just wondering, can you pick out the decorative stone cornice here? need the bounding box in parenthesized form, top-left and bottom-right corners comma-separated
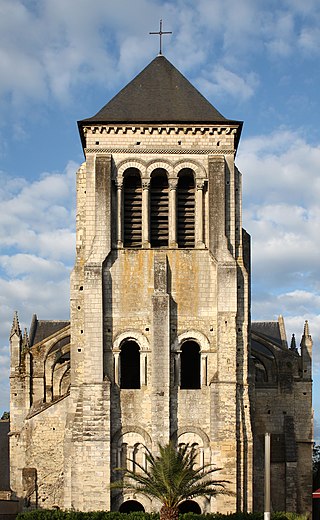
(83, 125, 239, 136)
(85, 147, 235, 155)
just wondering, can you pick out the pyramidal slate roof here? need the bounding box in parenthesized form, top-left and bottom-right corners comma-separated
(79, 55, 242, 127)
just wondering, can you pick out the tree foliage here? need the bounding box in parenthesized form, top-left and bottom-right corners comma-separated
(313, 443, 320, 490)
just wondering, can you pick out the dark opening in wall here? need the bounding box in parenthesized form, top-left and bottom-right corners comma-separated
(123, 168, 142, 247)
(180, 341, 201, 389)
(119, 500, 145, 513)
(120, 341, 140, 389)
(177, 169, 195, 248)
(178, 500, 201, 514)
(150, 169, 169, 247)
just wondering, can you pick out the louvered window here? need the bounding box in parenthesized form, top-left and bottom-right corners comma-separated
(123, 169, 142, 248)
(150, 170, 169, 247)
(177, 170, 195, 248)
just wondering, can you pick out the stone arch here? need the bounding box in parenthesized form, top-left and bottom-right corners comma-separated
(53, 362, 70, 399)
(173, 159, 206, 179)
(119, 500, 145, 513)
(146, 159, 173, 177)
(117, 494, 152, 513)
(112, 427, 152, 474)
(44, 337, 70, 402)
(113, 331, 150, 352)
(178, 500, 201, 514)
(175, 428, 211, 469)
(112, 425, 152, 447)
(251, 334, 278, 384)
(117, 159, 147, 179)
(175, 426, 210, 449)
(113, 332, 150, 388)
(173, 330, 210, 352)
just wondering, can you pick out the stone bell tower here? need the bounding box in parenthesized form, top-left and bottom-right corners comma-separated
(65, 54, 253, 512)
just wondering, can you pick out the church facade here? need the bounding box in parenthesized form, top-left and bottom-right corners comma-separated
(9, 56, 313, 513)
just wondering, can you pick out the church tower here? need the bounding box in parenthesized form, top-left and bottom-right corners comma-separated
(66, 55, 253, 512)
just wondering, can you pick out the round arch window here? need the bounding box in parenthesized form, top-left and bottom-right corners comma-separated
(180, 341, 201, 389)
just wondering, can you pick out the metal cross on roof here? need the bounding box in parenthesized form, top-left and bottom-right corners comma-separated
(149, 19, 172, 55)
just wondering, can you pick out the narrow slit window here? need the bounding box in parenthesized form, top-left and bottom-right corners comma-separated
(150, 169, 169, 247)
(177, 169, 195, 248)
(123, 169, 142, 247)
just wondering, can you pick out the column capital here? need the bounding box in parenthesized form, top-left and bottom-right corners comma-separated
(115, 177, 123, 189)
(142, 177, 150, 189)
(168, 177, 178, 190)
(196, 178, 205, 190)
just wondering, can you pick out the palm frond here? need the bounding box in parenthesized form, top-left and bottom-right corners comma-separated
(111, 441, 231, 508)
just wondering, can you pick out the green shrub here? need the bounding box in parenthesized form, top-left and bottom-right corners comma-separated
(15, 511, 311, 520)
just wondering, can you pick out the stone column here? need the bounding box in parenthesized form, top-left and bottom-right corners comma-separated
(169, 178, 178, 247)
(116, 177, 123, 248)
(201, 353, 208, 386)
(142, 178, 150, 247)
(114, 351, 120, 385)
(196, 179, 205, 248)
(128, 446, 134, 471)
(141, 352, 147, 386)
(176, 351, 181, 387)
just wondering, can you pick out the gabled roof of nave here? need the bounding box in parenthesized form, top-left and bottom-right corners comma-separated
(79, 55, 242, 127)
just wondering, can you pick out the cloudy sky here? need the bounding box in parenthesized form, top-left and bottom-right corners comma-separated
(0, 0, 319, 440)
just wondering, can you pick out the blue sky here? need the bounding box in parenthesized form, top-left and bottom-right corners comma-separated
(0, 0, 319, 440)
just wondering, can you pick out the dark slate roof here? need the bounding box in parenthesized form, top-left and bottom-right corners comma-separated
(29, 314, 70, 346)
(79, 55, 242, 127)
(251, 321, 282, 348)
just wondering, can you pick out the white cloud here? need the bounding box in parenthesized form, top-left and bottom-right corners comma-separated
(198, 66, 259, 102)
(0, 161, 77, 262)
(0, 161, 76, 412)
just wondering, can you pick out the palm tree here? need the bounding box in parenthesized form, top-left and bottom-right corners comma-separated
(112, 442, 231, 520)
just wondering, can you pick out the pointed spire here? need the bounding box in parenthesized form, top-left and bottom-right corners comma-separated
(300, 319, 312, 380)
(278, 315, 288, 349)
(290, 334, 298, 353)
(10, 311, 22, 339)
(303, 320, 311, 338)
(22, 328, 29, 352)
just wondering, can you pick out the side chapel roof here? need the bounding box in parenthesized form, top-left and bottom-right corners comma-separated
(251, 321, 283, 348)
(78, 55, 242, 147)
(29, 314, 70, 346)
